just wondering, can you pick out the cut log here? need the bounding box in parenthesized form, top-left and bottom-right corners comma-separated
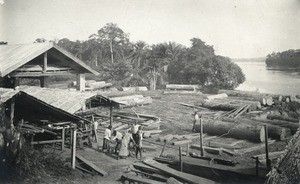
(205, 93, 228, 101)
(143, 158, 215, 184)
(163, 90, 202, 95)
(252, 151, 284, 160)
(143, 130, 163, 134)
(267, 114, 299, 123)
(253, 117, 299, 134)
(166, 84, 201, 91)
(142, 145, 157, 151)
(122, 174, 165, 184)
(191, 145, 223, 155)
(194, 119, 265, 142)
(114, 124, 129, 131)
(158, 134, 174, 142)
(88, 82, 112, 89)
(76, 154, 107, 176)
(222, 117, 290, 141)
(111, 95, 144, 101)
(201, 100, 261, 111)
(100, 91, 136, 98)
(122, 86, 148, 91)
(172, 140, 192, 146)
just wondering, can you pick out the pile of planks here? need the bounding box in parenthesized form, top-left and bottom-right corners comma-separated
(164, 84, 203, 95)
(121, 158, 215, 184)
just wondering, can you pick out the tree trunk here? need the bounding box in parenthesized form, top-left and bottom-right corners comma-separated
(221, 117, 290, 140)
(194, 118, 265, 142)
(252, 118, 299, 134)
(267, 114, 299, 123)
(200, 100, 261, 111)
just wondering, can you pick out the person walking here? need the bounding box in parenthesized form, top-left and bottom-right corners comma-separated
(192, 111, 199, 132)
(135, 126, 143, 160)
(102, 125, 112, 152)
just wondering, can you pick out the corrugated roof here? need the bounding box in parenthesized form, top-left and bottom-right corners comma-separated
(18, 86, 96, 114)
(0, 43, 99, 77)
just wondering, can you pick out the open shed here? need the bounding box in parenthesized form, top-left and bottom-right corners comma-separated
(0, 43, 99, 91)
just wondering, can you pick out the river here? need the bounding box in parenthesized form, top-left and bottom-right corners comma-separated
(234, 61, 300, 95)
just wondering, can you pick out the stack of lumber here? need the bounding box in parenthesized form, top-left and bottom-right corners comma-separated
(200, 98, 261, 111)
(122, 158, 215, 184)
(110, 95, 153, 107)
(218, 89, 275, 106)
(164, 84, 202, 95)
(122, 86, 148, 92)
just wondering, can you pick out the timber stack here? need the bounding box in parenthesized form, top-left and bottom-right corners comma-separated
(164, 84, 202, 95)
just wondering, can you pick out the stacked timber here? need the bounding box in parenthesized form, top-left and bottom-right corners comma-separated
(194, 118, 265, 142)
(267, 114, 299, 123)
(200, 98, 261, 111)
(205, 93, 228, 101)
(252, 117, 299, 134)
(110, 95, 153, 107)
(218, 89, 274, 106)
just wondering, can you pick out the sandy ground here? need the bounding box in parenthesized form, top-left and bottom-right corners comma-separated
(53, 90, 289, 183)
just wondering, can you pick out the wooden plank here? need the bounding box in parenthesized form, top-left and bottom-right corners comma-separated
(129, 168, 168, 182)
(143, 158, 215, 184)
(122, 174, 165, 184)
(31, 139, 63, 145)
(172, 140, 192, 146)
(76, 154, 108, 176)
(133, 162, 161, 173)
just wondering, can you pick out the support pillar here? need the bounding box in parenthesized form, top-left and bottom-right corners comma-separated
(76, 74, 85, 91)
(71, 127, 77, 169)
(40, 76, 49, 88)
(109, 105, 113, 127)
(10, 97, 15, 128)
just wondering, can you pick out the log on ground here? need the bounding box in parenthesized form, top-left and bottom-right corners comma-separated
(194, 119, 265, 142)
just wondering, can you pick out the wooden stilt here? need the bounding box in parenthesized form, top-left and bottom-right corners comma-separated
(109, 105, 113, 127)
(10, 97, 15, 127)
(61, 127, 65, 150)
(179, 147, 183, 172)
(199, 120, 204, 156)
(264, 125, 271, 170)
(186, 143, 190, 157)
(71, 128, 77, 169)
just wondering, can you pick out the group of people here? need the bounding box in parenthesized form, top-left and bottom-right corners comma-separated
(102, 123, 143, 160)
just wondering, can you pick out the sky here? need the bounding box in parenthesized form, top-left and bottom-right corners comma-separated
(0, 0, 299, 58)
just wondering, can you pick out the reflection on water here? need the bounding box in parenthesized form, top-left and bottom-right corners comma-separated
(234, 62, 300, 95)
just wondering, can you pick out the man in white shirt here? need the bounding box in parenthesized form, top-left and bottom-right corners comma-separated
(131, 122, 140, 147)
(111, 130, 123, 153)
(192, 111, 199, 132)
(102, 125, 112, 152)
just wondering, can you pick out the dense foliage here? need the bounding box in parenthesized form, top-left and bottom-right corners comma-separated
(41, 23, 245, 90)
(266, 50, 300, 68)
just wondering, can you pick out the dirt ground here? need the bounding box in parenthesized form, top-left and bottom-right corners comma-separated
(44, 90, 289, 183)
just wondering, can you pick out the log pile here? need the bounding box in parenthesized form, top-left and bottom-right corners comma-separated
(122, 86, 148, 92)
(164, 84, 202, 95)
(110, 95, 153, 107)
(200, 98, 261, 111)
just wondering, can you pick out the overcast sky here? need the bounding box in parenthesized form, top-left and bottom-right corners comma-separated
(0, 0, 299, 58)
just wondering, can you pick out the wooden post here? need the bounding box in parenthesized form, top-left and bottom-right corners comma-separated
(40, 77, 49, 88)
(255, 156, 259, 176)
(10, 97, 15, 127)
(179, 147, 183, 172)
(186, 143, 190, 157)
(71, 128, 77, 169)
(199, 120, 204, 156)
(61, 127, 65, 150)
(264, 125, 271, 170)
(43, 52, 47, 72)
(160, 140, 167, 157)
(109, 105, 113, 127)
(76, 74, 85, 91)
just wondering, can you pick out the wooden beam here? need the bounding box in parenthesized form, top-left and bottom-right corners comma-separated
(76, 154, 108, 176)
(61, 127, 65, 150)
(11, 71, 73, 77)
(43, 52, 47, 72)
(71, 128, 77, 169)
(31, 139, 63, 145)
(122, 174, 164, 184)
(76, 73, 85, 91)
(109, 105, 113, 127)
(143, 159, 215, 184)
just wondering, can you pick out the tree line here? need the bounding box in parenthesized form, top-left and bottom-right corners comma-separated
(266, 49, 300, 68)
(35, 23, 245, 91)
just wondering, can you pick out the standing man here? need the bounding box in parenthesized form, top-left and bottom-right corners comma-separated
(102, 125, 112, 152)
(192, 111, 199, 132)
(131, 122, 140, 148)
(135, 126, 143, 160)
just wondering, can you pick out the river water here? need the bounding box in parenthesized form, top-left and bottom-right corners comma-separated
(234, 61, 300, 95)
